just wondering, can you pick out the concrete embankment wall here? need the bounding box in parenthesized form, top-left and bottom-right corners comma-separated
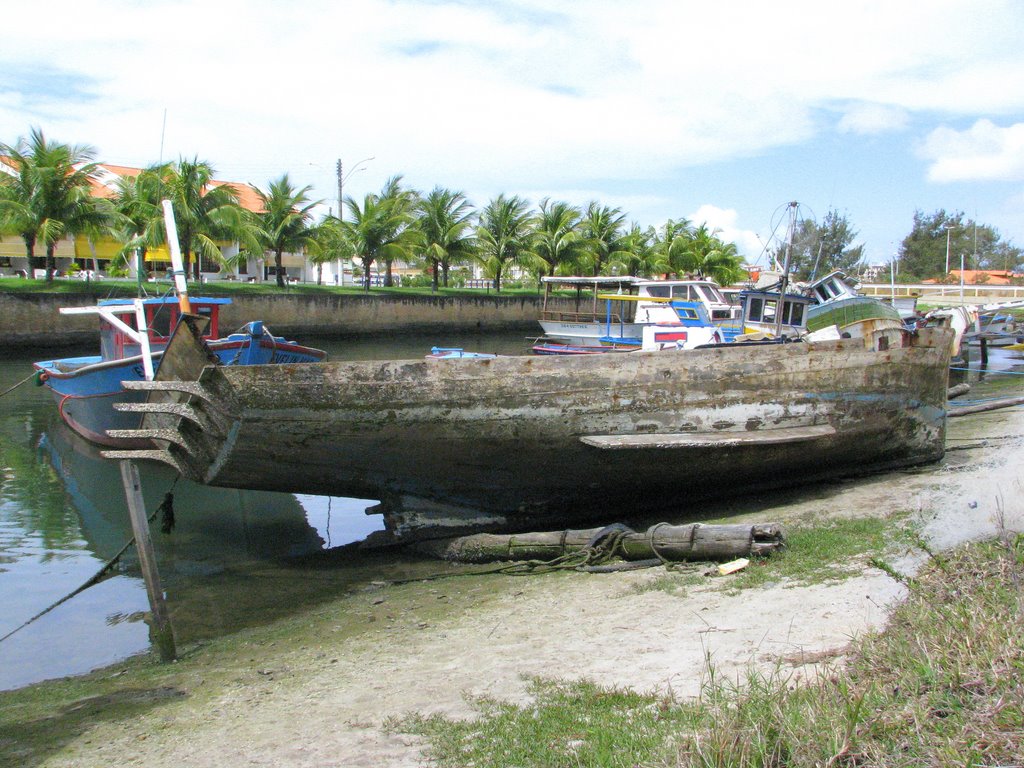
(0, 291, 551, 350)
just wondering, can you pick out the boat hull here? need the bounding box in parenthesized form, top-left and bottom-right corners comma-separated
(114, 328, 954, 524)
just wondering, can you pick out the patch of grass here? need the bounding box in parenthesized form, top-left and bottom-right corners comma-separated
(631, 513, 918, 598)
(399, 535, 1024, 767)
(0, 277, 544, 299)
(392, 678, 689, 768)
(629, 568, 706, 597)
(727, 512, 918, 590)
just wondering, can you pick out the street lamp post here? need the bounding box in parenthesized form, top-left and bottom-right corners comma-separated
(336, 156, 374, 222)
(334, 156, 374, 285)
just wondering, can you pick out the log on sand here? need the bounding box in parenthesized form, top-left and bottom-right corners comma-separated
(415, 523, 785, 564)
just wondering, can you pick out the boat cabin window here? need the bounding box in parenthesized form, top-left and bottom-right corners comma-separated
(747, 296, 806, 327)
(747, 297, 773, 322)
(645, 285, 671, 299)
(673, 305, 700, 321)
(814, 278, 844, 302)
(146, 304, 175, 339)
(100, 314, 138, 360)
(144, 303, 219, 343)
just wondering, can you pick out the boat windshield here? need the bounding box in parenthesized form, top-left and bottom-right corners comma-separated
(695, 283, 726, 303)
(644, 285, 672, 299)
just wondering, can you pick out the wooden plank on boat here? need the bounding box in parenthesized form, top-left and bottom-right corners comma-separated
(580, 423, 836, 450)
(114, 401, 224, 434)
(106, 428, 193, 449)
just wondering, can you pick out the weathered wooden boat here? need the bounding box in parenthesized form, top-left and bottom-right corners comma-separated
(104, 321, 954, 531)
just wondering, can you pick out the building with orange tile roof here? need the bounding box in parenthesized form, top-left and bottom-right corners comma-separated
(923, 269, 1023, 285)
(1, 160, 327, 281)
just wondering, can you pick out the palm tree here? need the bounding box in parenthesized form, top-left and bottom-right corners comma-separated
(415, 187, 476, 292)
(112, 163, 170, 282)
(651, 217, 695, 278)
(307, 215, 351, 286)
(609, 223, 658, 277)
(668, 223, 745, 285)
(529, 198, 584, 279)
(0, 128, 111, 281)
(342, 182, 418, 291)
(476, 194, 532, 292)
(162, 158, 254, 280)
(254, 174, 322, 288)
(375, 176, 418, 287)
(578, 202, 628, 276)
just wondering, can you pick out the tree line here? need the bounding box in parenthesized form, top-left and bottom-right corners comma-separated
(768, 207, 1022, 284)
(3, 128, 1021, 290)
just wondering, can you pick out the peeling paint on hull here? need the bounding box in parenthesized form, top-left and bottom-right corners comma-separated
(108, 328, 953, 525)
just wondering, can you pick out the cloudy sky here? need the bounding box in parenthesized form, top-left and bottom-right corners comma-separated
(3, 0, 1023, 266)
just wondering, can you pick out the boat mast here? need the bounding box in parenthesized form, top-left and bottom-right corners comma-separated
(774, 201, 798, 338)
(161, 199, 192, 315)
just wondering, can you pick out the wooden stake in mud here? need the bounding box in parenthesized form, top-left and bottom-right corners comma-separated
(119, 460, 177, 662)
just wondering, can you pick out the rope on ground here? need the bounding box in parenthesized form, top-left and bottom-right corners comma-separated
(0, 475, 180, 646)
(0, 370, 39, 399)
(387, 524, 672, 584)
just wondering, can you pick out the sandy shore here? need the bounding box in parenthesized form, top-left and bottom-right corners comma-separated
(34, 406, 1024, 768)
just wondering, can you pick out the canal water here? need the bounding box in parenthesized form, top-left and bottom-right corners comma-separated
(0, 330, 535, 691)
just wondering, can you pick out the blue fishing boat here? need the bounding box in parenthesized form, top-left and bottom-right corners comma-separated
(427, 347, 498, 359)
(34, 295, 326, 448)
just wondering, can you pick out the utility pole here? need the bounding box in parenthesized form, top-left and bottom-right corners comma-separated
(342, 159, 350, 222)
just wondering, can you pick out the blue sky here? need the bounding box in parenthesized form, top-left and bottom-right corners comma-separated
(3, 0, 1024, 267)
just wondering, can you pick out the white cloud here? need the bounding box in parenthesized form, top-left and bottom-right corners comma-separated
(689, 204, 763, 260)
(919, 119, 1024, 182)
(3, 0, 1024, 241)
(837, 103, 909, 135)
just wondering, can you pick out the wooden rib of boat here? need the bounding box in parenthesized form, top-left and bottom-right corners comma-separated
(103, 324, 954, 528)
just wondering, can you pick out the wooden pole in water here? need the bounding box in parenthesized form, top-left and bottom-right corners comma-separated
(119, 460, 177, 662)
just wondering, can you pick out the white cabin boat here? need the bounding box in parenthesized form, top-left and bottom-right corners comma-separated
(538, 275, 739, 346)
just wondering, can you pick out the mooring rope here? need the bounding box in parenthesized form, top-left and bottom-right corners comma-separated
(0, 370, 39, 399)
(948, 366, 1024, 376)
(384, 526, 661, 585)
(0, 476, 180, 646)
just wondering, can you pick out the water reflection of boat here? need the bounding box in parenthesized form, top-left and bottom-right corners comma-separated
(41, 423, 339, 564)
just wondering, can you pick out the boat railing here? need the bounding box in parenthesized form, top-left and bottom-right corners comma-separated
(60, 300, 156, 379)
(540, 309, 629, 324)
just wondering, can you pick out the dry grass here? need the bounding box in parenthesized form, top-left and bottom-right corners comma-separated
(400, 534, 1024, 767)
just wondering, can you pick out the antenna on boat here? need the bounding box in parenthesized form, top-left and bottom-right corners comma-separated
(161, 199, 192, 315)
